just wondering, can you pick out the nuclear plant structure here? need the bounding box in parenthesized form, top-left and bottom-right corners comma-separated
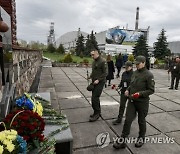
(135, 7, 139, 30)
(47, 22, 56, 46)
(56, 7, 150, 55)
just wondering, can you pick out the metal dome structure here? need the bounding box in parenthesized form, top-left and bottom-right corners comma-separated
(56, 29, 88, 50)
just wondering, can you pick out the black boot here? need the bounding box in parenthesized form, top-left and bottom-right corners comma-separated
(113, 137, 126, 149)
(89, 113, 100, 122)
(112, 118, 122, 125)
(135, 137, 144, 148)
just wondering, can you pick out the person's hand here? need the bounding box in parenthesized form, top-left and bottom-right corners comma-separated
(132, 92, 140, 99)
(125, 90, 129, 96)
(94, 80, 99, 85)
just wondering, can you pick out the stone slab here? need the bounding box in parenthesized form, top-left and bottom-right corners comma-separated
(40, 75, 52, 80)
(38, 88, 55, 93)
(146, 112, 180, 133)
(103, 89, 120, 96)
(39, 81, 54, 88)
(155, 87, 171, 93)
(155, 92, 179, 101)
(148, 104, 164, 114)
(59, 98, 90, 110)
(87, 96, 119, 105)
(107, 118, 160, 138)
(128, 134, 180, 154)
(55, 86, 78, 92)
(81, 91, 107, 98)
(172, 99, 180, 105)
(70, 121, 116, 149)
(101, 104, 121, 120)
(166, 131, 180, 145)
(149, 94, 166, 102)
(73, 144, 130, 154)
(44, 124, 73, 143)
(54, 82, 75, 87)
(150, 100, 180, 112)
(62, 107, 97, 124)
(169, 111, 180, 119)
(56, 92, 83, 99)
(112, 95, 121, 102)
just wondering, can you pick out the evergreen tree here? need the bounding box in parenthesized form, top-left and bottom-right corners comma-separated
(133, 35, 149, 58)
(84, 35, 92, 56)
(75, 34, 85, 56)
(154, 29, 171, 59)
(90, 31, 99, 51)
(47, 44, 56, 53)
(84, 31, 99, 56)
(57, 44, 65, 54)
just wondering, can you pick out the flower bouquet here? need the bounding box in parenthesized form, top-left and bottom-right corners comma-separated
(3, 110, 45, 148)
(15, 93, 43, 116)
(0, 122, 27, 154)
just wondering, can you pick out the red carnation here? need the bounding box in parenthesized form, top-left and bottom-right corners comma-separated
(132, 93, 140, 99)
(111, 84, 116, 89)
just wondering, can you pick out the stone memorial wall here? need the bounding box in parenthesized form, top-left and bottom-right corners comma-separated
(12, 47, 42, 96)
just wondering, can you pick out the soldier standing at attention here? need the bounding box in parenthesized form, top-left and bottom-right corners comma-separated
(113, 55, 155, 149)
(88, 50, 107, 122)
(112, 61, 133, 125)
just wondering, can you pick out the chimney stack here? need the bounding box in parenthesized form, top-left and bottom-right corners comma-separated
(135, 7, 139, 30)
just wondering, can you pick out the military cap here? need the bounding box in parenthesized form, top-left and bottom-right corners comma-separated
(135, 56, 146, 64)
(125, 61, 133, 67)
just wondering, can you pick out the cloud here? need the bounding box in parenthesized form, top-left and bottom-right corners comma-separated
(15, 0, 180, 45)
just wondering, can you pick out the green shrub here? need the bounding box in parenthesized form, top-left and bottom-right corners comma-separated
(63, 54, 73, 63)
(128, 54, 134, 62)
(79, 52, 84, 58)
(58, 59, 64, 63)
(154, 58, 159, 65)
(83, 58, 89, 64)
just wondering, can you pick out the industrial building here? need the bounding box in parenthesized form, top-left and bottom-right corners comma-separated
(56, 7, 149, 55)
(56, 28, 88, 50)
(168, 41, 180, 55)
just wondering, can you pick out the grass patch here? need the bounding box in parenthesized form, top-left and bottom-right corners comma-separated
(43, 52, 93, 64)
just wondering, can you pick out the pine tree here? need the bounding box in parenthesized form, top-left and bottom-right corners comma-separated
(90, 31, 99, 51)
(84, 35, 92, 56)
(47, 44, 56, 53)
(57, 44, 65, 54)
(154, 29, 171, 59)
(133, 35, 149, 58)
(84, 31, 99, 56)
(75, 34, 85, 56)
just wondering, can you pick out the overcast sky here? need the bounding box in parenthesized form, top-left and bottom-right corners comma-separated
(15, 0, 180, 46)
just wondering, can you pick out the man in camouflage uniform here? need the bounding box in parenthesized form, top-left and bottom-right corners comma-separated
(88, 50, 107, 122)
(113, 55, 155, 149)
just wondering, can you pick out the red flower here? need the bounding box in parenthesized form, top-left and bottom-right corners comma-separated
(3, 109, 45, 144)
(132, 93, 140, 99)
(23, 136, 30, 141)
(111, 84, 116, 89)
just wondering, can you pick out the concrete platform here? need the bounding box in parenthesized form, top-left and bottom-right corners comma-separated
(38, 65, 180, 154)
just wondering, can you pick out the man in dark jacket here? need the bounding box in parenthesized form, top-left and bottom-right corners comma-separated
(88, 50, 108, 122)
(112, 61, 133, 125)
(168, 57, 180, 90)
(113, 55, 155, 149)
(115, 53, 123, 78)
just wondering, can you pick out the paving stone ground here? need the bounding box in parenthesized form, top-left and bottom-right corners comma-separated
(38, 62, 180, 154)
